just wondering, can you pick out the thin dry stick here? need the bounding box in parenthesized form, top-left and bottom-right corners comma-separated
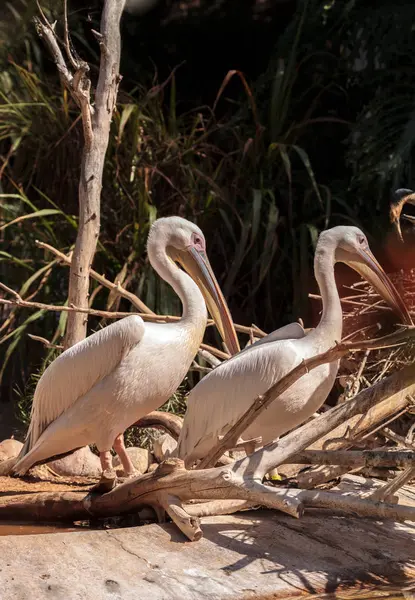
(369, 466, 415, 502)
(27, 334, 63, 350)
(383, 427, 415, 451)
(36, 240, 155, 315)
(309, 293, 390, 311)
(0, 283, 143, 320)
(62, 0, 78, 70)
(197, 327, 415, 469)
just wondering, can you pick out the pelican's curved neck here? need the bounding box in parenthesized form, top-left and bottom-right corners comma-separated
(311, 243, 343, 344)
(147, 240, 207, 329)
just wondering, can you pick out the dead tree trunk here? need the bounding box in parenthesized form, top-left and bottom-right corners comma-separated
(36, 0, 126, 348)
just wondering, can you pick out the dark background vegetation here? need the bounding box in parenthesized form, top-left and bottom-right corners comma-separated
(1, 0, 415, 430)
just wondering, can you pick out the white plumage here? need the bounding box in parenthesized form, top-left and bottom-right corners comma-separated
(177, 226, 412, 466)
(14, 216, 239, 478)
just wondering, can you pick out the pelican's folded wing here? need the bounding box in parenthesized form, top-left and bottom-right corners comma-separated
(24, 315, 145, 453)
(243, 322, 305, 352)
(177, 339, 300, 465)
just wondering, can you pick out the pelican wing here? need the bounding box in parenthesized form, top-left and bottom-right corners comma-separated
(24, 315, 145, 453)
(242, 322, 305, 354)
(178, 336, 300, 465)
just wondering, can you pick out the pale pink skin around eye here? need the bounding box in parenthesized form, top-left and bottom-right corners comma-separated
(189, 232, 206, 253)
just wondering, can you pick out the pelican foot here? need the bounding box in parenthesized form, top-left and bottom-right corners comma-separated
(92, 468, 117, 493)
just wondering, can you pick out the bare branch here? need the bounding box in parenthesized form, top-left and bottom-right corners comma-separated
(185, 500, 254, 517)
(196, 348, 221, 368)
(27, 334, 63, 350)
(34, 18, 73, 87)
(1, 459, 415, 542)
(160, 494, 202, 542)
(0, 284, 141, 320)
(295, 404, 414, 489)
(63, 0, 78, 70)
(71, 61, 94, 149)
(93, 0, 126, 126)
(36, 240, 155, 315)
(383, 426, 415, 451)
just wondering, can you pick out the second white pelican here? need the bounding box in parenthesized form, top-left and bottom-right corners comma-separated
(13, 216, 240, 479)
(177, 226, 412, 466)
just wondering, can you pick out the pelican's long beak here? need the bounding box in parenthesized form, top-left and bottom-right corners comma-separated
(171, 246, 241, 355)
(346, 247, 413, 325)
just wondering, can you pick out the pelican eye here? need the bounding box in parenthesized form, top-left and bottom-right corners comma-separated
(191, 233, 205, 250)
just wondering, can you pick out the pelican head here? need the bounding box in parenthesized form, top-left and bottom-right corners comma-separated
(148, 217, 240, 354)
(318, 225, 412, 325)
(390, 188, 415, 241)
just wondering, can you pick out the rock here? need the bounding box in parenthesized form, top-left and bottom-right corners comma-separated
(112, 447, 152, 476)
(152, 433, 177, 462)
(0, 511, 414, 600)
(48, 446, 101, 478)
(0, 439, 23, 462)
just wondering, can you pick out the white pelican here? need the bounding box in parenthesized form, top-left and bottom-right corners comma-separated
(13, 216, 240, 479)
(177, 226, 412, 466)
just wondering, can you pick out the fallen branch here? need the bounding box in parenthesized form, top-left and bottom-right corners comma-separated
(382, 427, 415, 451)
(290, 449, 415, 469)
(1, 461, 414, 540)
(295, 399, 414, 489)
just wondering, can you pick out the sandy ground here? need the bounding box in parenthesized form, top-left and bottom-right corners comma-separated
(0, 473, 96, 495)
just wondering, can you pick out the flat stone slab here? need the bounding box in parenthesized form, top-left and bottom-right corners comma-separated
(0, 510, 414, 599)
